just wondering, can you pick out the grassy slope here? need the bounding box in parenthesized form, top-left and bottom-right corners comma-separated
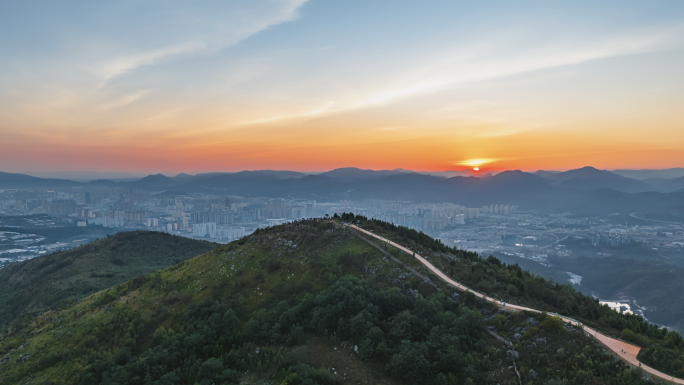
(0, 231, 217, 327)
(0, 220, 665, 384)
(0, 222, 393, 383)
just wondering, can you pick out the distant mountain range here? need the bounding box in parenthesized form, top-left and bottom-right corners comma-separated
(544, 166, 656, 193)
(0, 171, 80, 188)
(3, 167, 684, 214)
(21, 171, 151, 182)
(641, 176, 684, 192)
(611, 167, 684, 180)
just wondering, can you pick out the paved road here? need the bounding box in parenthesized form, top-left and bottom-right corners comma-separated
(347, 224, 684, 384)
(540, 234, 570, 249)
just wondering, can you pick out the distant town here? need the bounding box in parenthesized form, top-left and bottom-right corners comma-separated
(2, 187, 682, 279)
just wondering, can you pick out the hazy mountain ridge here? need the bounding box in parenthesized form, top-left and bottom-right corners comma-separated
(318, 167, 411, 179)
(641, 175, 684, 192)
(0, 171, 79, 188)
(547, 166, 656, 193)
(4, 167, 684, 213)
(612, 168, 684, 180)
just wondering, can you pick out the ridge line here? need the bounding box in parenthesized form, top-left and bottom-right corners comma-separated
(345, 223, 684, 384)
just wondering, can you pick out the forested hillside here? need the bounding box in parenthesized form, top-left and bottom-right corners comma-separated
(348, 214, 684, 380)
(0, 231, 217, 328)
(0, 218, 681, 384)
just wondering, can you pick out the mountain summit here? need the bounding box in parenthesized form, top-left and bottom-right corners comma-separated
(545, 166, 656, 193)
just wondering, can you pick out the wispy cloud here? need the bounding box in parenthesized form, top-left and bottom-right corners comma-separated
(97, 90, 150, 110)
(227, 23, 684, 127)
(236, 100, 336, 126)
(351, 24, 684, 109)
(430, 101, 499, 114)
(99, 42, 206, 79)
(374, 126, 415, 131)
(88, 0, 310, 80)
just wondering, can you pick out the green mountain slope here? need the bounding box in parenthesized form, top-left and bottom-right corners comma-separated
(0, 218, 680, 385)
(0, 231, 217, 328)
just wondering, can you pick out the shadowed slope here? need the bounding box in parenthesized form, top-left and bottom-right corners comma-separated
(0, 231, 217, 327)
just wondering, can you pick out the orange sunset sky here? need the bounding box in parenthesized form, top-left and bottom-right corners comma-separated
(1, 1, 683, 173)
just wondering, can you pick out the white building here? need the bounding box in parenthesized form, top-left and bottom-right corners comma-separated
(213, 227, 245, 240)
(193, 222, 216, 237)
(600, 301, 633, 315)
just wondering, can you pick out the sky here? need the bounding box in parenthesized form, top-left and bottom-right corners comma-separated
(1, 0, 684, 174)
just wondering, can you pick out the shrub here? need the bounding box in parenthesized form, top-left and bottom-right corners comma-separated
(540, 316, 564, 333)
(492, 314, 507, 328)
(621, 328, 651, 347)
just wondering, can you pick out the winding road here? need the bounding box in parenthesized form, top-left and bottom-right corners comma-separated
(346, 224, 684, 384)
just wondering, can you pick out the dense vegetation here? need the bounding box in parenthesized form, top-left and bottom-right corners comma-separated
(1, 218, 683, 384)
(493, 309, 655, 384)
(344, 213, 684, 380)
(552, 256, 684, 330)
(0, 231, 217, 328)
(76, 277, 488, 384)
(639, 333, 684, 379)
(76, 276, 660, 385)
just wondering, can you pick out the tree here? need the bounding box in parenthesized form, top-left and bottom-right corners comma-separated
(540, 316, 564, 334)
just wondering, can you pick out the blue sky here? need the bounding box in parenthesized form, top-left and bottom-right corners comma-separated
(1, 0, 683, 172)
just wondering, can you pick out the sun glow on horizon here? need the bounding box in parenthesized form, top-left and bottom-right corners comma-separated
(456, 159, 493, 167)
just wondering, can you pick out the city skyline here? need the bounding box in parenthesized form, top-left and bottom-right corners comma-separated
(2, 1, 684, 173)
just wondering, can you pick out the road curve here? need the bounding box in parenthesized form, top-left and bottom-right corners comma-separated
(346, 224, 684, 384)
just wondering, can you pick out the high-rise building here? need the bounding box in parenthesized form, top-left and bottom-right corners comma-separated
(124, 210, 146, 223)
(212, 227, 245, 240)
(78, 208, 90, 219)
(193, 222, 217, 237)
